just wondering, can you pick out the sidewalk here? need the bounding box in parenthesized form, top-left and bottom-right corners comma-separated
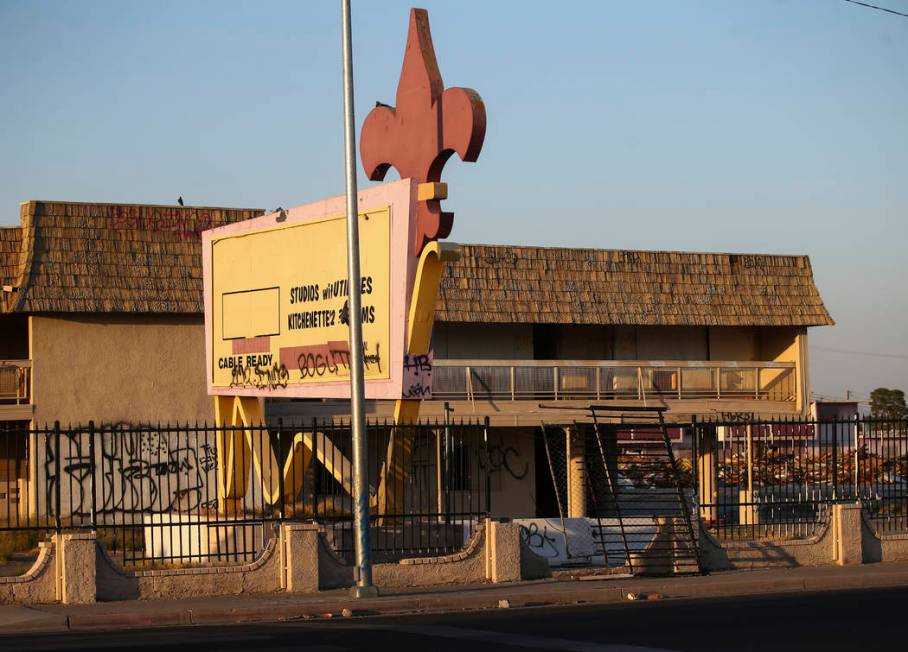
(3, 562, 908, 635)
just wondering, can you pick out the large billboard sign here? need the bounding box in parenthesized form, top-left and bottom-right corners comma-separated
(202, 179, 417, 399)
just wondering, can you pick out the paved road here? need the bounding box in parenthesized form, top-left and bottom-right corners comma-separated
(1, 586, 904, 651)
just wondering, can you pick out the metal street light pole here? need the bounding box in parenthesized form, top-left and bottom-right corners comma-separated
(341, 0, 377, 598)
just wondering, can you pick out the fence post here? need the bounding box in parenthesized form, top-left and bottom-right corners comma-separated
(88, 420, 96, 529)
(443, 402, 451, 524)
(832, 420, 839, 502)
(310, 418, 318, 521)
(483, 416, 491, 516)
(53, 421, 61, 533)
(853, 413, 860, 501)
(691, 415, 699, 517)
(277, 418, 285, 521)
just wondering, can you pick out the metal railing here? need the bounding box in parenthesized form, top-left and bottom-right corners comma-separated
(0, 360, 30, 405)
(0, 419, 490, 569)
(432, 359, 797, 403)
(694, 415, 908, 540)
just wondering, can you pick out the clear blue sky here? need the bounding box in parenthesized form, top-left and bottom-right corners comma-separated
(1, 0, 905, 400)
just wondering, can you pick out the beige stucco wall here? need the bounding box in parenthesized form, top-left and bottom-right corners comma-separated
(759, 326, 808, 412)
(615, 325, 764, 362)
(613, 326, 637, 359)
(636, 326, 708, 360)
(486, 427, 537, 518)
(29, 314, 211, 425)
(708, 327, 758, 361)
(550, 325, 612, 359)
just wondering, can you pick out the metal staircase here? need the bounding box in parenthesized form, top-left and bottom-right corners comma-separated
(540, 404, 701, 575)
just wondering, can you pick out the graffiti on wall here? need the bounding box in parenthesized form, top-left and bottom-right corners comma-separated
(44, 427, 219, 518)
(515, 517, 594, 566)
(482, 443, 529, 480)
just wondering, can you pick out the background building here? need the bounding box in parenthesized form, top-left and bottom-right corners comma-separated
(0, 200, 834, 520)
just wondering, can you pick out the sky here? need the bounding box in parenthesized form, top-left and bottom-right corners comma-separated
(0, 0, 905, 401)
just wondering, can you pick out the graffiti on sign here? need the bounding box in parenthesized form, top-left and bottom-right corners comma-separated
(402, 352, 433, 399)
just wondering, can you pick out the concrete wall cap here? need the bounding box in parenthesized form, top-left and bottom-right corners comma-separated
(62, 532, 97, 541)
(281, 523, 319, 532)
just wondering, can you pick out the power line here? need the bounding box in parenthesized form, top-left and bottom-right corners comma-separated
(841, 0, 908, 19)
(812, 345, 908, 360)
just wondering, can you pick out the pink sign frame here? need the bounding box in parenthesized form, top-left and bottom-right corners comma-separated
(202, 178, 418, 400)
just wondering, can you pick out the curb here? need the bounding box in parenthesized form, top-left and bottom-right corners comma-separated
(7, 567, 908, 634)
(67, 609, 192, 630)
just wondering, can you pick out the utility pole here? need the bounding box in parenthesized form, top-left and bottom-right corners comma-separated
(341, 0, 377, 598)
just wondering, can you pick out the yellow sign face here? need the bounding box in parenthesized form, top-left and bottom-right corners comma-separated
(209, 208, 391, 390)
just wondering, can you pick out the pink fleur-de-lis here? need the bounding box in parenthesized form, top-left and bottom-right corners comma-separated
(360, 8, 486, 252)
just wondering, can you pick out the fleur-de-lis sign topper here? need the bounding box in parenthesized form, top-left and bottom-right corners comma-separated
(360, 8, 486, 252)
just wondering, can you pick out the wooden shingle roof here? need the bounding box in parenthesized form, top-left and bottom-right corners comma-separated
(0, 200, 262, 314)
(0, 227, 21, 288)
(0, 203, 833, 327)
(436, 244, 833, 327)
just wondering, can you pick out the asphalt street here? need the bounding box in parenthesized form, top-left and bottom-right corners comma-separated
(1, 585, 902, 651)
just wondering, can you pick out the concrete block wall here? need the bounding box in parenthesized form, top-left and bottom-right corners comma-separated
(861, 513, 908, 564)
(57, 532, 97, 604)
(0, 540, 56, 604)
(318, 521, 498, 590)
(95, 527, 283, 601)
(486, 521, 521, 583)
(7, 508, 908, 605)
(1, 518, 533, 605)
(282, 523, 319, 593)
(699, 502, 867, 571)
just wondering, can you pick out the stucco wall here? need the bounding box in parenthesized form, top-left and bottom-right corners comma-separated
(636, 326, 708, 360)
(0, 541, 56, 604)
(708, 327, 758, 361)
(615, 325, 766, 362)
(486, 428, 536, 518)
(699, 516, 835, 571)
(861, 515, 908, 564)
(432, 322, 532, 359)
(759, 326, 807, 412)
(549, 325, 612, 360)
(29, 315, 211, 425)
(318, 524, 489, 589)
(94, 528, 283, 601)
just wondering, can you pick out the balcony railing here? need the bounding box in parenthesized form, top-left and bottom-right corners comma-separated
(0, 360, 31, 405)
(431, 359, 797, 403)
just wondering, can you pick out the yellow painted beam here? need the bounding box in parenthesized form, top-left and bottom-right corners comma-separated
(214, 396, 379, 516)
(406, 241, 460, 356)
(378, 242, 460, 518)
(417, 182, 448, 202)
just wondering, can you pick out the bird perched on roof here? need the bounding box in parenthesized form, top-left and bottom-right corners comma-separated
(375, 101, 392, 109)
(177, 196, 184, 206)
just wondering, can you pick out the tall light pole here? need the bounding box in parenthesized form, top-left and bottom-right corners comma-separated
(341, 0, 377, 598)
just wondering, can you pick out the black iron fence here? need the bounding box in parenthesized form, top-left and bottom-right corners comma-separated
(694, 415, 908, 540)
(0, 419, 490, 569)
(534, 414, 908, 552)
(4, 413, 907, 571)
